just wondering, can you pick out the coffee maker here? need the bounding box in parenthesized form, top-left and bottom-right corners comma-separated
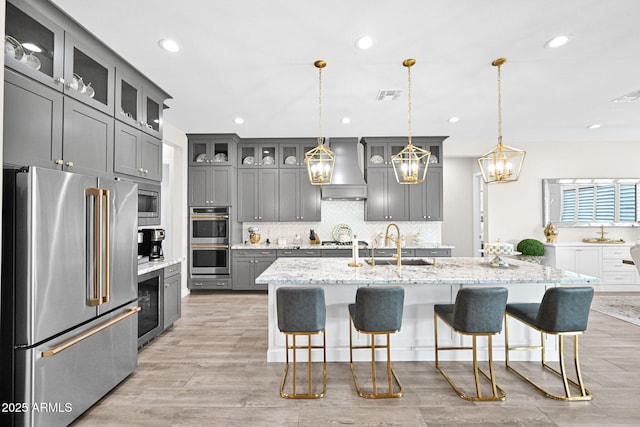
(140, 228, 165, 261)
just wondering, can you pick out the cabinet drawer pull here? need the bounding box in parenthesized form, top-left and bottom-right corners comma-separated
(216, 282, 226, 286)
(260, 251, 271, 255)
(194, 282, 204, 286)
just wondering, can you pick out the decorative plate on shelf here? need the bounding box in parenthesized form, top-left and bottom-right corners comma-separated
(284, 155, 297, 165)
(195, 153, 207, 162)
(370, 154, 384, 164)
(262, 155, 275, 165)
(332, 224, 353, 243)
(243, 156, 254, 165)
(5, 35, 24, 61)
(429, 155, 439, 164)
(213, 153, 227, 162)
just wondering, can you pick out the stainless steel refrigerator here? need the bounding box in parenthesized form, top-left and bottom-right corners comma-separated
(1, 166, 139, 426)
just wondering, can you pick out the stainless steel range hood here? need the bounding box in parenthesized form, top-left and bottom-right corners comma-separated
(320, 138, 368, 200)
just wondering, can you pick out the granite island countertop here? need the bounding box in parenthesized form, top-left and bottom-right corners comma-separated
(255, 256, 599, 285)
(231, 242, 455, 250)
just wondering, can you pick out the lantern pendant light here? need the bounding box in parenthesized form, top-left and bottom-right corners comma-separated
(391, 58, 431, 184)
(477, 58, 526, 184)
(305, 60, 335, 185)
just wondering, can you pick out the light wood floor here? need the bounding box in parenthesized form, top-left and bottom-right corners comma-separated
(72, 291, 640, 427)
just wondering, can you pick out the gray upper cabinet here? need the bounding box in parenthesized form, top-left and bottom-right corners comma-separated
(364, 136, 446, 222)
(3, 68, 63, 169)
(114, 121, 162, 181)
(4, 0, 170, 180)
(115, 65, 166, 140)
(238, 141, 278, 169)
(366, 168, 409, 221)
(63, 33, 115, 116)
(62, 97, 114, 178)
(238, 168, 279, 221)
(278, 139, 317, 168)
(5, 0, 66, 91)
(189, 166, 233, 206)
(188, 134, 238, 166)
(409, 166, 443, 221)
(279, 168, 321, 221)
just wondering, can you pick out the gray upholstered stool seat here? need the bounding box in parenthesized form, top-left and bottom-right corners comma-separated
(434, 287, 508, 401)
(504, 286, 594, 401)
(276, 287, 326, 398)
(348, 286, 404, 398)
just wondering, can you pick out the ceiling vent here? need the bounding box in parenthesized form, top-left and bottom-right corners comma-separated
(377, 89, 402, 101)
(612, 89, 640, 103)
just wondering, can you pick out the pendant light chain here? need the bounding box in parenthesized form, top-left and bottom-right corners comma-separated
(407, 63, 412, 145)
(318, 65, 323, 143)
(496, 62, 503, 146)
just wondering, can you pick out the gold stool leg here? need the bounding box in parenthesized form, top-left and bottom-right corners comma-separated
(280, 331, 326, 399)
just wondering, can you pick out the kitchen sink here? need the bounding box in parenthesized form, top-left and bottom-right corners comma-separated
(366, 258, 433, 266)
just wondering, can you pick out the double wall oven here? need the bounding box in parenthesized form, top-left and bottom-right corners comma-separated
(189, 207, 230, 276)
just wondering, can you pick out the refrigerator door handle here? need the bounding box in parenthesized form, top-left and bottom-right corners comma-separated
(86, 188, 111, 306)
(41, 307, 141, 358)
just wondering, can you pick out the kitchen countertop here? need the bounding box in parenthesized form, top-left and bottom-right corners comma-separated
(255, 256, 599, 285)
(138, 257, 184, 275)
(231, 243, 455, 250)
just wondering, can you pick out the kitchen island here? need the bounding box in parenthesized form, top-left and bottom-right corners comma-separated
(256, 257, 598, 362)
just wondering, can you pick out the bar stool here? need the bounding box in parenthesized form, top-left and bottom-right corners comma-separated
(434, 287, 508, 401)
(276, 287, 326, 399)
(504, 286, 594, 401)
(349, 286, 404, 398)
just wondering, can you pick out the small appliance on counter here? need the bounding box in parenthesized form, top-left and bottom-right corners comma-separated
(140, 228, 165, 261)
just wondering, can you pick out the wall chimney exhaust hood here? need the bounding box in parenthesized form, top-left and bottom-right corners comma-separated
(320, 138, 368, 200)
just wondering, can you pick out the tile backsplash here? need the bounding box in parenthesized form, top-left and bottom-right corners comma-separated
(241, 200, 441, 246)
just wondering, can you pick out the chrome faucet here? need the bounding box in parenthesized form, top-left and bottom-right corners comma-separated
(385, 223, 402, 266)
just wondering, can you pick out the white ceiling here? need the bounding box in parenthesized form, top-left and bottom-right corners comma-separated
(50, 0, 640, 153)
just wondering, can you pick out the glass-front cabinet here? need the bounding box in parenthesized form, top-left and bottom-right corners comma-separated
(365, 139, 406, 167)
(188, 134, 237, 166)
(5, 0, 65, 90)
(278, 139, 317, 168)
(63, 34, 114, 116)
(115, 66, 166, 139)
(238, 142, 278, 169)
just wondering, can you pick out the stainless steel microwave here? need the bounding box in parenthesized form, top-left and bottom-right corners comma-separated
(138, 182, 161, 226)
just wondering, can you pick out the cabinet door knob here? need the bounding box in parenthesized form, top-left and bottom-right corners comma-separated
(54, 159, 64, 165)
(55, 77, 65, 85)
(138, 168, 145, 173)
(65, 161, 74, 167)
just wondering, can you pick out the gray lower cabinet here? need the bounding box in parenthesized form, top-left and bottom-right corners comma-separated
(3, 68, 63, 169)
(415, 248, 451, 257)
(278, 168, 321, 221)
(62, 97, 114, 178)
(409, 167, 443, 221)
(114, 121, 162, 181)
(189, 166, 234, 206)
(365, 168, 409, 221)
(163, 264, 181, 329)
(188, 278, 233, 290)
(238, 169, 279, 222)
(232, 249, 276, 290)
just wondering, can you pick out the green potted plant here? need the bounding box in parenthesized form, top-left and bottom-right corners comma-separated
(516, 238, 545, 264)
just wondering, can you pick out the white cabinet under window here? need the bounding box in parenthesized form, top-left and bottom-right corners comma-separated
(544, 243, 640, 291)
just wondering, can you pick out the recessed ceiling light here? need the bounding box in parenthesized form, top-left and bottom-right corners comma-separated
(22, 42, 42, 53)
(448, 116, 460, 123)
(587, 124, 601, 129)
(544, 35, 570, 48)
(234, 117, 244, 125)
(158, 38, 182, 53)
(340, 117, 351, 124)
(355, 36, 373, 50)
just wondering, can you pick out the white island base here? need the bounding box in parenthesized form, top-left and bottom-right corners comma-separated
(257, 257, 599, 363)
